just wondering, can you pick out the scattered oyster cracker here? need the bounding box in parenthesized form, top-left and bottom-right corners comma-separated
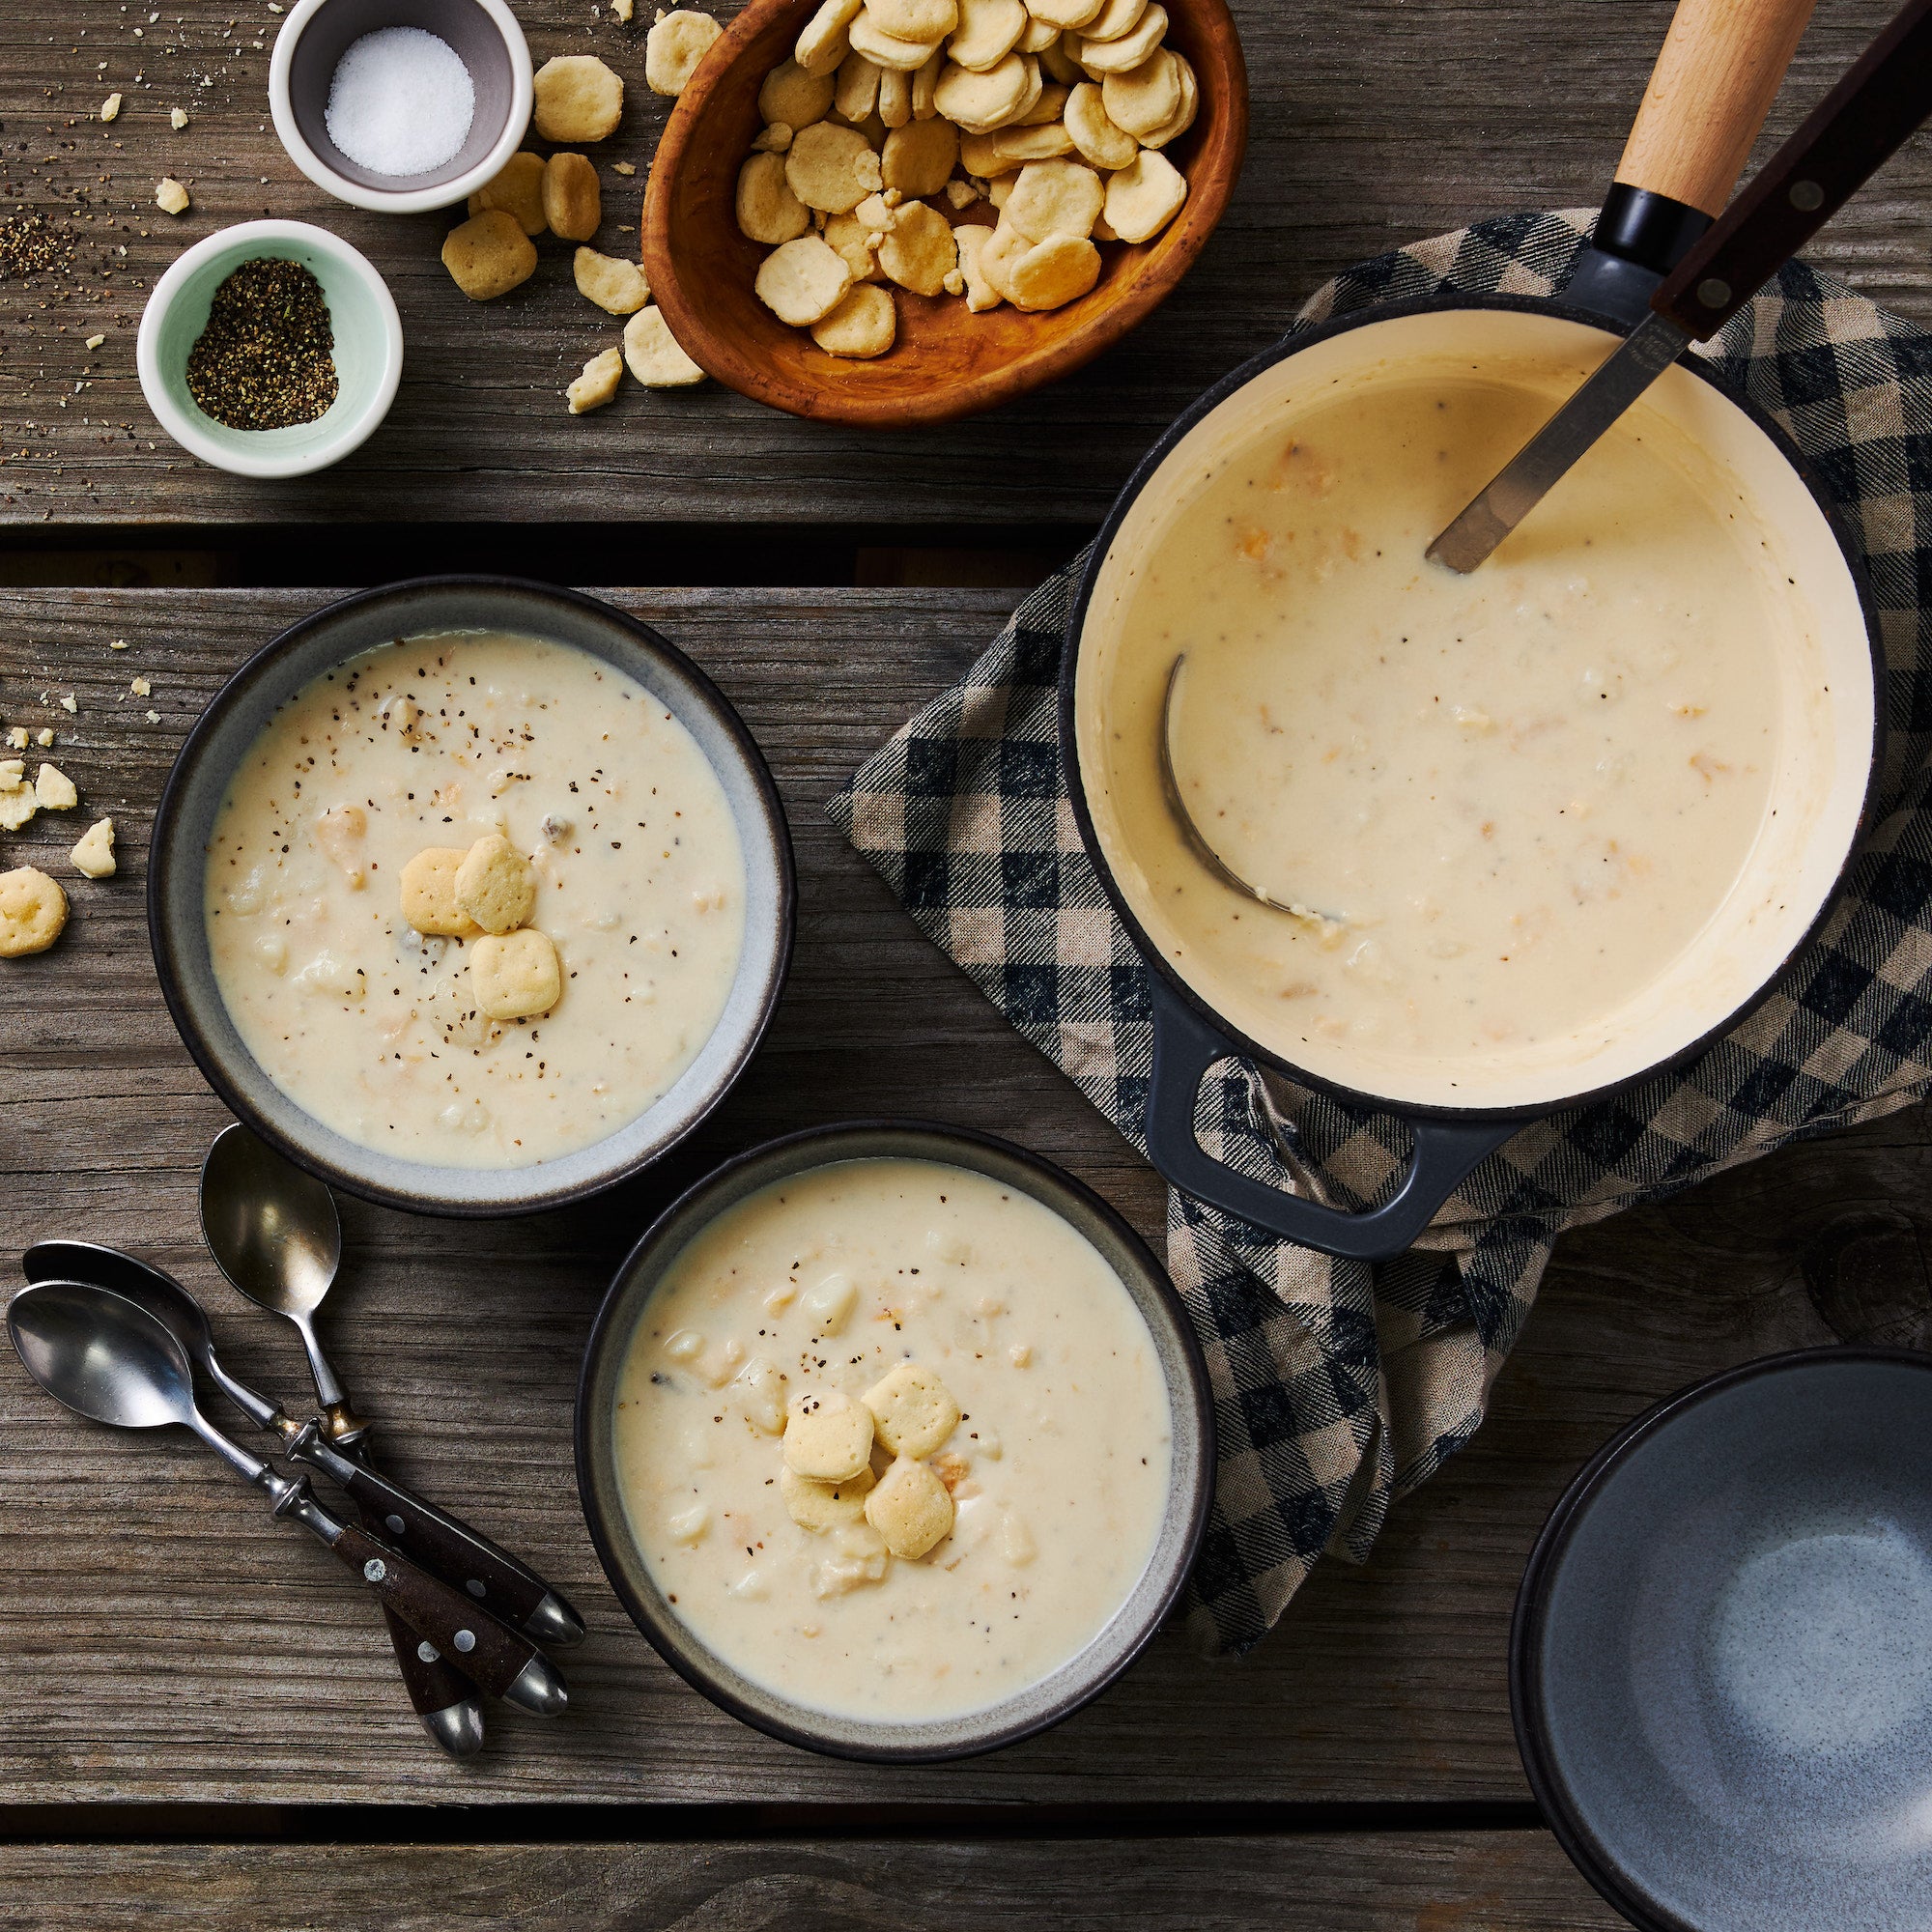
(71, 818, 116, 880)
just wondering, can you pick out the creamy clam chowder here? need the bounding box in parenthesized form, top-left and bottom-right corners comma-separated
(1078, 350, 1842, 1106)
(612, 1157, 1173, 1723)
(203, 631, 745, 1168)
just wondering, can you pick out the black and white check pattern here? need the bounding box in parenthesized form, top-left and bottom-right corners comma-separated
(830, 210, 1932, 1654)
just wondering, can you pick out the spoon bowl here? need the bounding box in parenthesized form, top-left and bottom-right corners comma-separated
(201, 1122, 343, 1321)
(22, 1241, 287, 1437)
(201, 1122, 361, 1436)
(643, 0, 1249, 427)
(25, 1241, 216, 1371)
(9, 1280, 201, 1433)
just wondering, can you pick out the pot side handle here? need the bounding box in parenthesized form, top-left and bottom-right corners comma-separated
(1143, 976, 1514, 1264)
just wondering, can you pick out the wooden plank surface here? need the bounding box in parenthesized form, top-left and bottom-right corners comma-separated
(0, 584, 1921, 1808)
(0, 1833, 1627, 1929)
(1, 0, 1927, 527)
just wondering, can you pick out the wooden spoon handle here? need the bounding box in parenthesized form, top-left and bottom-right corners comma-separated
(328, 1522, 568, 1717)
(288, 1420, 584, 1647)
(1656, 0, 1932, 335)
(1616, 0, 1820, 213)
(374, 1596, 482, 1752)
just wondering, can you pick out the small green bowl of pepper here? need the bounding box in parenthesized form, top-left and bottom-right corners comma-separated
(137, 218, 403, 479)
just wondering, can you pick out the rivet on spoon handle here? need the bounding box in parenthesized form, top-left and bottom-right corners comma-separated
(289, 1421, 586, 1648)
(327, 1522, 568, 1719)
(6, 1281, 565, 1718)
(371, 1592, 486, 1757)
(17, 1243, 486, 1756)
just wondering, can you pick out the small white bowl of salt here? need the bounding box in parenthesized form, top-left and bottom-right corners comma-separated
(270, 0, 532, 213)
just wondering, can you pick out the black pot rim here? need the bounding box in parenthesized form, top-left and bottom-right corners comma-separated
(146, 574, 798, 1220)
(572, 1115, 1217, 1765)
(1508, 1342, 1932, 1932)
(1057, 289, 1888, 1128)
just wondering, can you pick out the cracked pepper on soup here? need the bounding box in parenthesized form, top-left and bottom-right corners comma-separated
(612, 1156, 1173, 1722)
(1075, 349, 1843, 1107)
(203, 631, 746, 1168)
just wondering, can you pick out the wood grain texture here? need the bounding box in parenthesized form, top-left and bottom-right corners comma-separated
(0, 1833, 1626, 1930)
(642, 0, 1248, 426)
(1614, 0, 1819, 213)
(0, 0, 1926, 526)
(0, 585, 1927, 1808)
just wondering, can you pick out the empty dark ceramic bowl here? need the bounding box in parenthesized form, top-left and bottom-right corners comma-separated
(1513, 1348, 1932, 1932)
(270, 0, 533, 213)
(148, 577, 794, 1218)
(575, 1120, 1214, 1762)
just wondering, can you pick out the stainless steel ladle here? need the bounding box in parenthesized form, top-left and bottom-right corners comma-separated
(7, 1280, 566, 1719)
(197, 1126, 586, 1650)
(22, 1239, 486, 1760)
(1159, 655, 1347, 928)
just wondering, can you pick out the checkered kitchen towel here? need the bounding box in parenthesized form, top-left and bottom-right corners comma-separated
(830, 209, 1932, 1655)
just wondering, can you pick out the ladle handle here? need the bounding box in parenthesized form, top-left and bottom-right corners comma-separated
(1653, 0, 1932, 337)
(1614, 0, 1820, 215)
(1142, 977, 1513, 1263)
(327, 1522, 568, 1717)
(290, 1424, 584, 1648)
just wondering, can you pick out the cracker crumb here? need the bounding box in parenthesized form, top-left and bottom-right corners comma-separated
(0, 764, 36, 832)
(109, 639, 128, 651)
(145, 709, 161, 724)
(4, 729, 25, 751)
(58, 696, 77, 715)
(34, 763, 77, 811)
(35, 729, 52, 749)
(100, 93, 123, 122)
(612, 0, 635, 17)
(130, 676, 151, 697)
(170, 106, 189, 131)
(85, 333, 106, 350)
(156, 177, 190, 215)
(71, 818, 116, 880)
(612, 159, 636, 175)
(567, 346, 626, 413)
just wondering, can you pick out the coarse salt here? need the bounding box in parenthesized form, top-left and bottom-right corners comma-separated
(325, 26, 474, 179)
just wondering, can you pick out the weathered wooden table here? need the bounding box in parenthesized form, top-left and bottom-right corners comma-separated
(1, 1, 1928, 1925)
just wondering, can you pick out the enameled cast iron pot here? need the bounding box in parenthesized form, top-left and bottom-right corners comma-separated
(1059, 294, 1884, 1263)
(574, 1119, 1214, 1763)
(149, 577, 796, 1218)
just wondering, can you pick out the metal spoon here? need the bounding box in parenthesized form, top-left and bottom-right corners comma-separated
(21, 1240, 486, 1760)
(7, 1280, 567, 1718)
(1159, 655, 1347, 928)
(198, 1125, 361, 1444)
(198, 1125, 587, 1650)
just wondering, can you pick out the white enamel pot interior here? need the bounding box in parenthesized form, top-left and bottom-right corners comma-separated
(1063, 298, 1881, 1263)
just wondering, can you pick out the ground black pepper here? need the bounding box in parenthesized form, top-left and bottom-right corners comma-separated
(0, 213, 75, 280)
(185, 256, 338, 431)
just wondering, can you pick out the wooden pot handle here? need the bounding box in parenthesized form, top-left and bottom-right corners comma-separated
(1616, 0, 1820, 213)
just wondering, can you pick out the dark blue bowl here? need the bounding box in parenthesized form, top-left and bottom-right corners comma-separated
(1513, 1348, 1932, 1932)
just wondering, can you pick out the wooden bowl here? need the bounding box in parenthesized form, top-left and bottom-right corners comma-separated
(642, 0, 1248, 428)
